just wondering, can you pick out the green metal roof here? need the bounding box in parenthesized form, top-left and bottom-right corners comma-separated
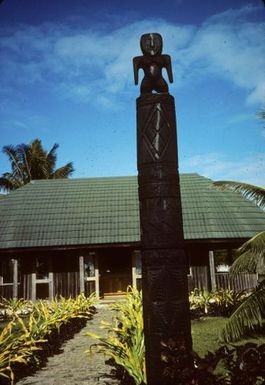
(0, 173, 264, 249)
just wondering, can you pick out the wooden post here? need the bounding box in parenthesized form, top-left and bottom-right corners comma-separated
(136, 68, 192, 385)
(31, 272, 36, 301)
(134, 34, 192, 383)
(0, 264, 3, 285)
(12, 259, 18, 298)
(49, 271, 54, 300)
(95, 255, 100, 298)
(209, 251, 216, 291)
(79, 255, 85, 293)
(132, 252, 137, 289)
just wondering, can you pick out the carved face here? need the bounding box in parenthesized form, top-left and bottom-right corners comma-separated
(140, 33, 163, 56)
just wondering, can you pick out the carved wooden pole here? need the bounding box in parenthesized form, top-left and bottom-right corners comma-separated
(133, 33, 192, 385)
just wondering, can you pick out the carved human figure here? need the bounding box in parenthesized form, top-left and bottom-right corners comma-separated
(133, 33, 173, 94)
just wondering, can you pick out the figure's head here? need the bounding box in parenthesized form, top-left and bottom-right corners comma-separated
(140, 33, 163, 56)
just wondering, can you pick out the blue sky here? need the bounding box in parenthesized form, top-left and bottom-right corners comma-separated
(0, 0, 264, 186)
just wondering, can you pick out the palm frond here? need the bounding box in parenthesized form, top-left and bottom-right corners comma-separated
(239, 231, 265, 257)
(17, 144, 31, 181)
(230, 231, 265, 274)
(220, 283, 265, 342)
(230, 251, 258, 274)
(2, 145, 24, 181)
(52, 162, 74, 179)
(1, 139, 74, 191)
(46, 143, 59, 170)
(0, 177, 22, 192)
(27, 139, 49, 179)
(213, 181, 265, 209)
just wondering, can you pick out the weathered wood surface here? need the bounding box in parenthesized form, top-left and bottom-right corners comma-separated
(215, 272, 257, 292)
(188, 266, 257, 292)
(53, 271, 80, 298)
(0, 283, 13, 298)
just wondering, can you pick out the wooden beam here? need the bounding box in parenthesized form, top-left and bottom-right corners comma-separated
(209, 250, 216, 291)
(0, 242, 141, 256)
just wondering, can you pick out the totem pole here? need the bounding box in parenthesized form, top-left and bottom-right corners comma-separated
(133, 33, 192, 385)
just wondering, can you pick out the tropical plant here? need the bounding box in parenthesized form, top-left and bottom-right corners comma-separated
(213, 180, 265, 282)
(213, 109, 265, 342)
(86, 287, 146, 385)
(231, 231, 265, 282)
(220, 342, 265, 385)
(220, 281, 265, 343)
(0, 138, 74, 192)
(0, 315, 45, 384)
(213, 180, 265, 212)
(0, 297, 32, 319)
(189, 289, 246, 318)
(0, 293, 97, 384)
(87, 288, 265, 384)
(213, 108, 265, 279)
(189, 289, 214, 315)
(212, 180, 265, 341)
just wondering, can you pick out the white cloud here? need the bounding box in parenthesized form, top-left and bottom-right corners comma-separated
(49, 19, 194, 105)
(0, 5, 264, 107)
(179, 8, 265, 104)
(181, 152, 265, 187)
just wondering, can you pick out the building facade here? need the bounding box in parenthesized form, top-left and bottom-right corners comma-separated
(0, 174, 264, 300)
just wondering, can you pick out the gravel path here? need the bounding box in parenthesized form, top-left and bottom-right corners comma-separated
(16, 305, 120, 385)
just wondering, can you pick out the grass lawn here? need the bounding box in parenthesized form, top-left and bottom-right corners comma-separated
(192, 316, 265, 357)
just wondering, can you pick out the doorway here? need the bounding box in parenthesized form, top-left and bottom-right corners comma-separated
(35, 256, 53, 300)
(99, 249, 132, 297)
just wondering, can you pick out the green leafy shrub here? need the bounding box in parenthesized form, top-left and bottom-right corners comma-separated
(0, 298, 33, 321)
(224, 342, 265, 385)
(88, 287, 265, 385)
(189, 289, 247, 318)
(86, 287, 146, 385)
(0, 315, 45, 384)
(162, 341, 265, 384)
(0, 293, 96, 384)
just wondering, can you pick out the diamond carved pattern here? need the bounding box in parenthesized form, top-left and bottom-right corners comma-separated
(137, 93, 192, 385)
(142, 103, 172, 161)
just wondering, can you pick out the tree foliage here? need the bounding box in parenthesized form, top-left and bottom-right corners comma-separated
(220, 281, 265, 343)
(214, 181, 265, 341)
(231, 231, 265, 276)
(214, 108, 265, 342)
(213, 181, 265, 209)
(0, 139, 74, 192)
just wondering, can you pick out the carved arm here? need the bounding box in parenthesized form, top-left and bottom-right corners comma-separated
(133, 56, 141, 85)
(164, 55, 173, 83)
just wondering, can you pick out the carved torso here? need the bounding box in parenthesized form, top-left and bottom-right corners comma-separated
(133, 33, 173, 94)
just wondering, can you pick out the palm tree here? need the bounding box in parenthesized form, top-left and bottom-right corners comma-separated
(213, 181, 265, 342)
(213, 181, 265, 209)
(0, 139, 74, 192)
(214, 181, 265, 283)
(214, 108, 265, 342)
